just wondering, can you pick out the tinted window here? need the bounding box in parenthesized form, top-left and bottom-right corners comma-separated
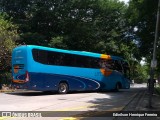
(48, 51, 65, 65)
(99, 59, 115, 70)
(114, 60, 123, 72)
(32, 49, 100, 68)
(32, 49, 48, 64)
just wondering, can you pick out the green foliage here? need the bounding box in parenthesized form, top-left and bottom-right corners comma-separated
(126, 0, 160, 78)
(0, 0, 152, 84)
(134, 64, 149, 83)
(48, 36, 67, 49)
(0, 0, 130, 53)
(0, 13, 18, 73)
(156, 87, 160, 95)
(20, 32, 47, 46)
(0, 72, 12, 85)
(126, 0, 159, 61)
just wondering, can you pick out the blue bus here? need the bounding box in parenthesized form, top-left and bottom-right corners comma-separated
(12, 45, 130, 94)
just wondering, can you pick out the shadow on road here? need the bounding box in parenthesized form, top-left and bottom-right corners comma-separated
(73, 87, 147, 119)
(5, 89, 130, 96)
(5, 91, 58, 96)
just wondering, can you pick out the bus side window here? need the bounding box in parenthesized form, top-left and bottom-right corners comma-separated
(99, 59, 114, 70)
(114, 60, 123, 73)
(90, 58, 100, 68)
(32, 49, 48, 64)
(99, 59, 106, 69)
(32, 49, 39, 61)
(48, 51, 66, 66)
(47, 51, 55, 65)
(38, 50, 48, 64)
(63, 54, 75, 66)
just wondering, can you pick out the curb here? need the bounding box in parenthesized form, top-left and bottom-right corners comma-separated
(135, 90, 147, 111)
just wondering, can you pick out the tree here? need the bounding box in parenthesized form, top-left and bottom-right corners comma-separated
(126, 0, 159, 61)
(1, 0, 151, 84)
(0, 0, 131, 53)
(130, 61, 149, 83)
(126, 0, 160, 78)
(0, 13, 18, 84)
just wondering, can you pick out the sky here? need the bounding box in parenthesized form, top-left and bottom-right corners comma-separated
(119, 0, 129, 4)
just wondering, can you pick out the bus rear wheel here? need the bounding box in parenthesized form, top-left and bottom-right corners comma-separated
(58, 82, 68, 94)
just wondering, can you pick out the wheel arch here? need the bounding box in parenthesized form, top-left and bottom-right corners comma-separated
(59, 80, 69, 87)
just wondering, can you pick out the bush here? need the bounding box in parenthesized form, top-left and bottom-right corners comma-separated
(156, 87, 160, 95)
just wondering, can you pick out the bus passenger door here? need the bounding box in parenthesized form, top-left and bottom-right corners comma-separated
(113, 60, 124, 87)
(121, 61, 130, 89)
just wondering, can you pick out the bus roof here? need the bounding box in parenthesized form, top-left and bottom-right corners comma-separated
(15, 45, 124, 60)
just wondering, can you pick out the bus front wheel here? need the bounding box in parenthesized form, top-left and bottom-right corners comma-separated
(58, 82, 68, 94)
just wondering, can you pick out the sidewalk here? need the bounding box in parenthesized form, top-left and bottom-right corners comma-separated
(113, 88, 160, 120)
(136, 89, 160, 120)
(131, 89, 160, 120)
(138, 91, 160, 112)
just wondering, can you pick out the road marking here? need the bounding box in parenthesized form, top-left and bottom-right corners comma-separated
(58, 105, 95, 111)
(59, 117, 79, 120)
(0, 117, 12, 120)
(0, 117, 6, 120)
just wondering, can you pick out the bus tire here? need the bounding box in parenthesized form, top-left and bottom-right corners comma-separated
(115, 83, 120, 92)
(58, 82, 68, 94)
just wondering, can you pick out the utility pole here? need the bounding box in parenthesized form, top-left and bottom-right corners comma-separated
(148, 0, 160, 108)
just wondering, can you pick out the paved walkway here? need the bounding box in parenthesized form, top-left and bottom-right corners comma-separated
(114, 88, 160, 120)
(136, 89, 160, 120)
(138, 91, 160, 111)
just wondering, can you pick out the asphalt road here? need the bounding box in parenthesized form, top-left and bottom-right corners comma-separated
(0, 83, 147, 120)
